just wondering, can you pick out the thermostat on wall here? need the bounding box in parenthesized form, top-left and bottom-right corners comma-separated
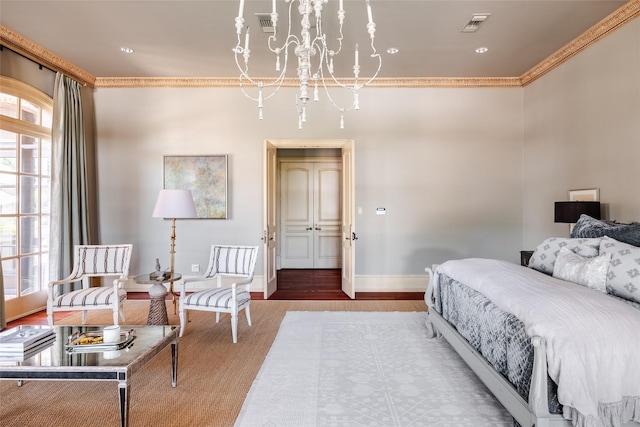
(376, 208, 386, 215)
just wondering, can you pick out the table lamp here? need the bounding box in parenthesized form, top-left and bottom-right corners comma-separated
(554, 201, 601, 223)
(152, 189, 197, 279)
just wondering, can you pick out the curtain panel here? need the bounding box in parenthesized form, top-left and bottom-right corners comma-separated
(50, 73, 98, 289)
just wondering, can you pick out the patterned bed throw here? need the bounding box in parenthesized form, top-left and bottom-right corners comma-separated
(436, 275, 562, 414)
(434, 258, 640, 427)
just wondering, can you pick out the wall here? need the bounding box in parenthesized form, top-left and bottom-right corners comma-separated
(523, 18, 640, 248)
(93, 85, 524, 291)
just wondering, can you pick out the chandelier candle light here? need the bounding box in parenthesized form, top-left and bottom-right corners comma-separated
(234, 0, 382, 129)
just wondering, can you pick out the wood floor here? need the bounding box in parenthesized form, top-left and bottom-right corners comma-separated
(270, 269, 423, 300)
(6, 269, 423, 328)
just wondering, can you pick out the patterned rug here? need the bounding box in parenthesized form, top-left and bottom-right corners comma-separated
(234, 311, 512, 427)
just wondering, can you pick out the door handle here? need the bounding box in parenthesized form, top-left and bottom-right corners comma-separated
(352, 232, 358, 241)
(315, 226, 322, 230)
(306, 227, 313, 231)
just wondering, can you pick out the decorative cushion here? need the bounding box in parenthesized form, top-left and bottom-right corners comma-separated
(571, 214, 640, 247)
(599, 236, 640, 303)
(528, 237, 602, 275)
(552, 247, 611, 292)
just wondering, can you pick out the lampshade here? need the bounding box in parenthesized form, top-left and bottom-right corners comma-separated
(152, 189, 197, 219)
(554, 201, 601, 223)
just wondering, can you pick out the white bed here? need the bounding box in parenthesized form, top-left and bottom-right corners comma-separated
(424, 225, 640, 427)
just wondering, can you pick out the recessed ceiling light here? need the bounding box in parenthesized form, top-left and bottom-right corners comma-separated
(120, 47, 134, 54)
(386, 47, 399, 55)
(475, 47, 489, 54)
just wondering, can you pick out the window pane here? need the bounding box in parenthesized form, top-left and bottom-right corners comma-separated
(41, 214, 50, 252)
(2, 258, 18, 300)
(42, 109, 52, 129)
(0, 217, 17, 258)
(20, 176, 39, 213)
(0, 172, 17, 214)
(20, 216, 39, 254)
(20, 255, 40, 295)
(20, 135, 39, 174)
(0, 129, 17, 173)
(0, 93, 18, 119)
(41, 138, 51, 176)
(40, 254, 49, 291)
(41, 177, 50, 214)
(21, 99, 40, 125)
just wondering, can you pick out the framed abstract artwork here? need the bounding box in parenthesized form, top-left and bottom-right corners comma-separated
(163, 155, 228, 219)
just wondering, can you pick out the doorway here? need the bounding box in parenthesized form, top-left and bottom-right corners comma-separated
(279, 159, 342, 269)
(263, 139, 356, 300)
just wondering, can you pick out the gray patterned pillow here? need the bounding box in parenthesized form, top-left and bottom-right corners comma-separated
(528, 237, 602, 275)
(599, 236, 640, 303)
(552, 247, 611, 293)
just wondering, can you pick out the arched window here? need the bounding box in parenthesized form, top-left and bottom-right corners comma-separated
(0, 76, 52, 316)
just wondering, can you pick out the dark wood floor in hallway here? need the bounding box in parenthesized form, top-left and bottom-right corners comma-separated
(269, 269, 423, 300)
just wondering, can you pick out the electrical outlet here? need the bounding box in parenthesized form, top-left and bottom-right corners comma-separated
(191, 264, 200, 273)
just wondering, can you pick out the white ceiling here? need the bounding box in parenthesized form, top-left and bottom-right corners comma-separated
(0, 0, 630, 80)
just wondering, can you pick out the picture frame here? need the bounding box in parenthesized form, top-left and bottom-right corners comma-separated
(568, 188, 599, 202)
(163, 155, 228, 219)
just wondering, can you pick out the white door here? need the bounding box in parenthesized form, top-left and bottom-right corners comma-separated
(341, 141, 356, 299)
(263, 141, 278, 299)
(280, 160, 342, 269)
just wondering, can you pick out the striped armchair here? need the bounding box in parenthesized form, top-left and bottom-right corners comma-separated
(47, 244, 132, 326)
(178, 245, 259, 343)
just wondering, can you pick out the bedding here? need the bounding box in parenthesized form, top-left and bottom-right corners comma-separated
(426, 233, 640, 427)
(435, 259, 640, 427)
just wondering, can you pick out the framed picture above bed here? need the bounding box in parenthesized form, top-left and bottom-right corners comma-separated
(568, 188, 599, 202)
(163, 155, 228, 219)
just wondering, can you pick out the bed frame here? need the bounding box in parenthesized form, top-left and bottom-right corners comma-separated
(424, 267, 639, 427)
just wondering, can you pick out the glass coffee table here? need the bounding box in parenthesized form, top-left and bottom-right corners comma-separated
(0, 325, 178, 427)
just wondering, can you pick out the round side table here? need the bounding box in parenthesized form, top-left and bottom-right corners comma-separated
(134, 273, 182, 325)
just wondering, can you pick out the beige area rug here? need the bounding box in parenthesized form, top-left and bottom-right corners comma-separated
(1, 299, 426, 427)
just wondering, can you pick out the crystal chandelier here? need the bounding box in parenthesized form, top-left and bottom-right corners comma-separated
(234, 0, 382, 129)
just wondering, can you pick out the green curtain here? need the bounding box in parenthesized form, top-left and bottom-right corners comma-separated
(50, 73, 97, 287)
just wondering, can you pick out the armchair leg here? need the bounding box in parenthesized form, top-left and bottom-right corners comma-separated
(231, 313, 238, 344)
(245, 305, 252, 326)
(113, 307, 120, 326)
(82, 310, 87, 325)
(47, 311, 54, 327)
(179, 309, 187, 337)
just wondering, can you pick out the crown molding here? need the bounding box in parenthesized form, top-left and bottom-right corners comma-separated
(93, 76, 523, 89)
(520, 0, 639, 86)
(2, 1, 638, 90)
(0, 25, 95, 87)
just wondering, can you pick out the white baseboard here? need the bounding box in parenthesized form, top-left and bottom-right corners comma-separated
(124, 274, 428, 294)
(354, 275, 429, 293)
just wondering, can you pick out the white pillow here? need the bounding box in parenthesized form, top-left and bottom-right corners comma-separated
(552, 247, 611, 293)
(599, 236, 640, 303)
(528, 237, 602, 275)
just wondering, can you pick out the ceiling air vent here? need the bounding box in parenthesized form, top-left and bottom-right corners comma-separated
(256, 14, 275, 33)
(461, 13, 490, 33)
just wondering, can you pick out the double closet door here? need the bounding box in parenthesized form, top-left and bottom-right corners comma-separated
(280, 160, 342, 269)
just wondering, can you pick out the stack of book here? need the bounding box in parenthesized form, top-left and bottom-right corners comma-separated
(0, 325, 56, 361)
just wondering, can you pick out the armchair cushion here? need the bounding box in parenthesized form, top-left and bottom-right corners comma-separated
(183, 288, 251, 310)
(54, 287, 127, 309)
